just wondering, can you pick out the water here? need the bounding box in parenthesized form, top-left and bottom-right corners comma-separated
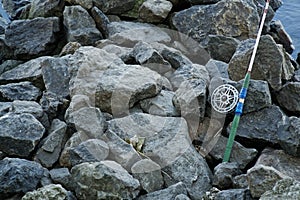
(274, 0, 300, 58)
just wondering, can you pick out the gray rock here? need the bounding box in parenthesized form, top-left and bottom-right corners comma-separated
(235, 79, 272, 113)
(28, 0, 65, 18)
(21, 184, 69, 200)
(5, 17, 61, 59)
(0, 113, 45, 157)
(175, 194, 191, 200)
(59, 41, 82, 56)
(2, 0, 32, 19)
(95, 64, 163, 116)
(228, 35, 294, 91)
(213, 162, 242, 190)
(91, 6, 110, 38)
(260, 178, 300, 200)
(247, 164, 286, 198)
(50, 168, 75, 191)
(64, 94, 91, 117)
(0, 35, 13, 62)
(233, 174, 249, 189)
(35, 119, 67, 168)
(71, 160, 140, 199)
(131, 159, 164, 193)
(65, 0, 93, 10)
(140, 90, 179, 117)
(209, 135, 258, 170)
(214, 189, 252, 200)
(63, 6, 102, 45)
(206, 35, 240, 63)
(0, 81, 41, 101)
(139, 0, 172, 23)
(101, 44, 133, 63)
(93, 0, 136, 15)
(0, 18, 7, 34)
(188, 0, 221, 4)
(41, 57, 70, 98)
(276, 82, 300, 113)
(0, 102, 11, 117)
(138, 182, 187, 200)
(0, 60, 23, 75)
(232, 105, 286, 146)
(69, 139, 109, 166)
(205, 59, 229, 79)
(256, 148, 300, 181)
(172, 0, 259, 43)
(131, 41, 172, 75)
(0, 158, 47, 198)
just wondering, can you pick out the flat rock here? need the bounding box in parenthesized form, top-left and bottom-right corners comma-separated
(0, 113, 45, 157)
(276, 82, 300, 114)
(228, 35, 294, 91)
(63, 5, 102, 45)
(93, 0, 136, 15)
(0, 158, 47, 198)
(139, 0, 173, 23)
(71, 160, 140, 199)
(5, 17, 61, 59)
(0, 81, 41, 101)
(28, 0, 65, 18)
(22, 184, 69, 200)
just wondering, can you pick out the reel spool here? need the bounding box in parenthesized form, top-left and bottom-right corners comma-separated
(211, 84, 239, 114)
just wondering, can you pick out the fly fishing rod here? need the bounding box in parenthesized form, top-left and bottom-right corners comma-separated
(210, 0, 271, 162)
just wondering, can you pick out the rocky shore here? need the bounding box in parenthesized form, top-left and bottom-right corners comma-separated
(0, 0, 300, 199)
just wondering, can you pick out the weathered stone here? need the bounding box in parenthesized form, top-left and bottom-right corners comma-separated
(21, 184, 68, 200)
(50, 168, 75, 191)
(65, 0, 93, 10)
(172, 0, 259, 43)
(205, 59, 229, 79)
(228, 35, 294, 91)
(0, 81, 41, 101)
(278, 116, 300, 156)
(95, 64, 163, 116)
(213, 162, 242, 190)
(0, 35, 13, 61)
(63, 6, 102, 45)
(247, 164, 286, 198)
(69, 139, 109, 166)
(175, 194, 191, 200)
(91, 6, 110, 38)
(0, 16, 8, 34)
(35, 119, 67, 168)
(131, 159, 164, 193)
(260, 178, 300, 200)
(0, 59, 23, 75)
(59, 42, 82, 57)
(101, 44, 133, 63)
(64, 95, 91, 118)
(0, 113, 45, 157)
(41, 57, 70, 98)
(214, 189, 252, 200)
(188, 0, 221, 4)
(235, 79, 272, 113)
(5, 17, 61, 59)
(232, 174, 249, 189)
(138, 182, 187, 200)
(139, 0, 172, 23)
(0, 102, 11, 117)
(28, 0, 65, 18)
(0, 158, 47, 198)
(93, 0, 136, 15)
(209, 135, 258, 170)
(2, 0, 32, 19)
(206, 35, 240, 63)
(276, 82, 300, 113)
(71, 161, 140, 199)
(256, 148, 300, 181)
(140, 90, 179, 117)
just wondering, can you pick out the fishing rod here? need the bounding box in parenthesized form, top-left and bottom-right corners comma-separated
(210, 0, 271, 162)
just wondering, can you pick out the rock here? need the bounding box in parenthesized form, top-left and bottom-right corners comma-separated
(131, 41, 172, 75)
(247, 164, 286, 198)
(138, 0, 172, 23)
(5, 17, 61, 59)
(93, 0, 136, 15)
(140, 90, 179, 117)
(63, 6, 102, 45)
(232, 105, 287, 146)
(0, 113, 45, 157)
(175, 194, 191, 200)
(65, 0, 93, 10)
(214, 189, 252, 200)
(95, 64, 163, 116)
(91, 6, 110, 38)
(209, 135, 258, 170)
(0, 59, 24, 75)
(172, 0, 259, 43)
(205, 59, 229, 79)
(59, 42, 82, 56)
(276, 82, 300, 113)
(69, 139, 109, 166)
(64, 94, 91, 116)
(28, 0, 65, 18)
(2, 0, 32, 19)
(0, 16, 8, 34)
(0, 81, 41, 101)
(50, 168, 75, 191)
(232, 174, 249, 189)
(0, 102, 11, 117)
(71, 160, 140, 199)
(35, 119, 67, 168)
(120, 0, 146, 19)
(138, 182, 187, 200)
(0, 158, 47, 198)
(256, 148, 300, 181)
(188, 0, 221, 4)
(131, 159, 164, 193)
(41, 57, 70, 98)
(260, 178, 300, 200)
(101, 44, 133, 63)
(228, 35, 294, 91)
(212, 162, 242, 190)
(21, 184, 69, 200)
(235, 79, 272, 113)
(206, 35, 240, 63)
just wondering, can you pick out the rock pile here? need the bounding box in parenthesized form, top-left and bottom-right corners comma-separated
(0, 0, 299, 199)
